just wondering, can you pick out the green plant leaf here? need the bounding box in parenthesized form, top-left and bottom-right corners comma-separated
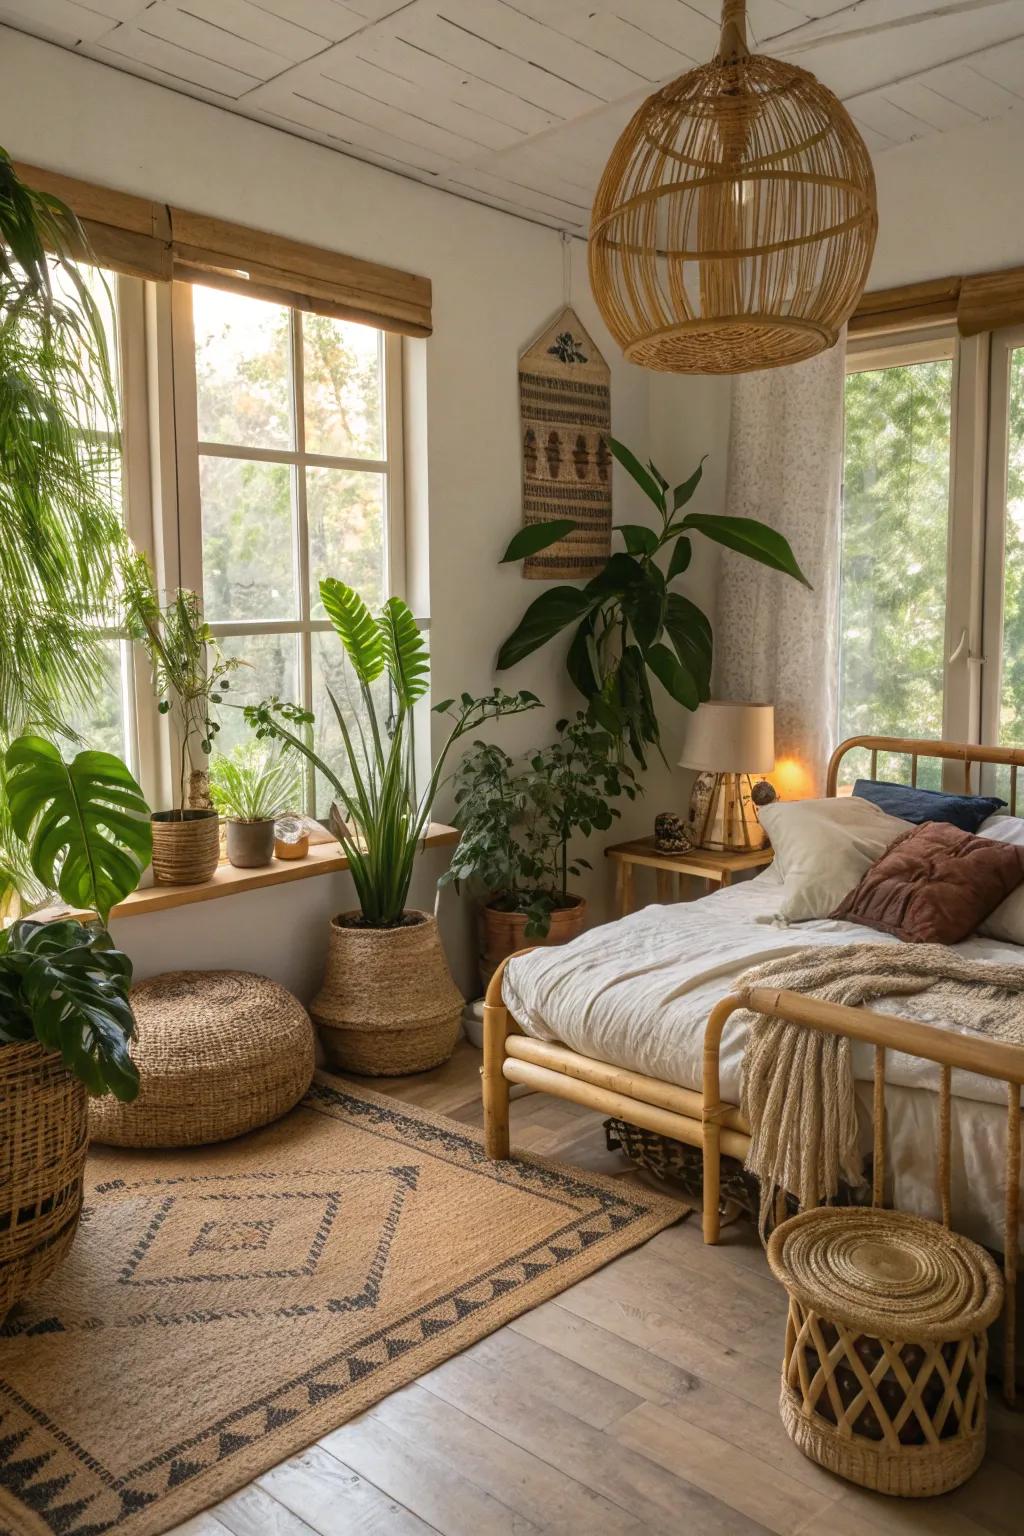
(672, 458, 706, 512)
(664, 592, 713, 700)
(666, 535, 692, 581)
(496, 587, 598, 670)
(615, 523, 659, 556)
(622, 569, 666, 652)
(607, 436, 665, 511)
(320, 578, 385, 683)
(500, 519, 577, 563)
(646, 642, 699, 710)
(681, 514, 812, 588)
(380, 597, 430, 708)
(566, 613, 600, 699)
(5, 736, 151, 924)
(584, 551, 649, 599)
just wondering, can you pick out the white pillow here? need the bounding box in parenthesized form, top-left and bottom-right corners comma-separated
(758, 796, 912, 924)
(978, 815, 1024, 943)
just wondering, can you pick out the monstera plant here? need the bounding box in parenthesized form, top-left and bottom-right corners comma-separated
(0, 736, 152, 1099)
(497, 438, 809, 766)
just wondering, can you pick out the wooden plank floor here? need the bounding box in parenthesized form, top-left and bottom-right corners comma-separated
(171, 1041, 1023, 1536)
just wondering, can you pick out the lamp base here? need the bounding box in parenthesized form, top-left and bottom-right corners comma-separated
(686, 771, 768, 852)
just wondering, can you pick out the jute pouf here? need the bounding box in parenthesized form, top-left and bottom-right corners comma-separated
(767, 1207, 1004, 1497)
(1, 1042, 88, 1319)
(88, 971, 315, 1147)
(311, 911, 463, 1076)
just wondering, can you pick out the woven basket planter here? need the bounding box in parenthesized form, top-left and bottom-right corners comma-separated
(479, 895, 587, 988)
(0, 1042, 88, 1320)
(151, 809, 220, 885)
(768, 1207, 1003, 1497)
(89, 970, 316, 1147)
(312, 911, 463, 1076)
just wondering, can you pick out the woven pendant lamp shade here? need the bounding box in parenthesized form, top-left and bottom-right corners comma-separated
(588, 0, 877, 374)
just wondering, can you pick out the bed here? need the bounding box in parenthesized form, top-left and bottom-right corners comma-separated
(482, 735, 1024, 1386)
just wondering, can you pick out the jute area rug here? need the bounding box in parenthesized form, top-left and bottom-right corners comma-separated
(0, 1073, 685, 1536)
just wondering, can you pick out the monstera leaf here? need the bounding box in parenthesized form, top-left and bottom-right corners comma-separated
(0, 918, 139, 1099)
(5, 735, 152, 924)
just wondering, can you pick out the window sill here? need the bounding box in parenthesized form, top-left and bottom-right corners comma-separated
(59, 824, 459, 922)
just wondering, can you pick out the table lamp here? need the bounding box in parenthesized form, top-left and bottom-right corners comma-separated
(679, 701, 775, 851)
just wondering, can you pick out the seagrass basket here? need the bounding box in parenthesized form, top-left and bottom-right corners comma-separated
(150, 809, 220, 885)
(1, 1042, 88, 1320)
(768, 1207, 1003, 1497)
(311, 911, 463, 1076)
(89, 970, 315, 1147)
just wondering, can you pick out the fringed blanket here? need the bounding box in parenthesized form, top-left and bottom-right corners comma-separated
(737, 943, 1024, 1234)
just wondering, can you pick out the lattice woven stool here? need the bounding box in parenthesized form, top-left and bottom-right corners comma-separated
(768, 1207, 1003, 1497)
(89, 971, 315, 1147)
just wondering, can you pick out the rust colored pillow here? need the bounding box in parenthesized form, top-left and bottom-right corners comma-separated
(831, 821, 1024, 944)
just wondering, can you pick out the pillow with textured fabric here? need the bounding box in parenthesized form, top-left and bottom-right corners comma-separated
(852, 779, 1005, 831)
(978, 815, 1024, 943)
(831, 821, 1024, 943)
(758, 796, 912, 923)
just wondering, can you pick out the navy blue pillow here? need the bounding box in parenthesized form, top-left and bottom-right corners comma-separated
(852, 779, 1005, 832)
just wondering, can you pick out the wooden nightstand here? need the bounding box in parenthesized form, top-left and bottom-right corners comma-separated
(604, 837, 774, 917)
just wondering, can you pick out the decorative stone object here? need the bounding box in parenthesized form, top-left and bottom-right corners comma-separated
(654, 811, 692, 855)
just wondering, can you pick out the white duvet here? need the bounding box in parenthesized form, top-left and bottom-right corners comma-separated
(503, 871, 1024, 1252)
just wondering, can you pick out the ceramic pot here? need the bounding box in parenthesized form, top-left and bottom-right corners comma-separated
(479, 893, 587, 988)
(225, 819, 275, 868)
(0, 1043, 88, 1320)
(151, 809, 220, 885)
(311, 911, 463, 1076)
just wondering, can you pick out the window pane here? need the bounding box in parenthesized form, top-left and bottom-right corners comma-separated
(302, 315, 383, 459)
(193, 285, 292, 450)
(200, 456, 296, 621)
(839, 359, 953, 788)
(999, 346, 1024, 748)
(310, 632, 390, 818)
(60, 639, 128, 762)
(307, 468, 386, 613)
(212, 633, 299, 758)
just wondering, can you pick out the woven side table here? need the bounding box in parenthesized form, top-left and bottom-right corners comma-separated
(767, 1207, 1003, 1497)
(89, 971, 315, 1148)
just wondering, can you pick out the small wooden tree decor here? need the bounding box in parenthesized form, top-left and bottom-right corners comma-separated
(517, 306, 611, 580)
(588, 0, 878, 374)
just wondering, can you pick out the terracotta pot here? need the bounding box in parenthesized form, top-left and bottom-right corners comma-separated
(478, 893, 588, 988)
(225, 819, 275, 868)
(151, 809, 220, 885)
(0, 1042, 88, 1320)
(311, 911, 463, 1077)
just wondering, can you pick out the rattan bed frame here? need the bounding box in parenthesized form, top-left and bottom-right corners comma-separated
(482, 735, 1024, 1399)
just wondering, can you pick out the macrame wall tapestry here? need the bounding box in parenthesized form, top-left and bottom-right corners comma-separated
(518, 304, 612, 580)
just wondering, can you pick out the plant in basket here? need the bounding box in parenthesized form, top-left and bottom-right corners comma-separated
(443, 713, 637, 984)
(123, 556, 246, 885)
(245, 577, 539, 1075)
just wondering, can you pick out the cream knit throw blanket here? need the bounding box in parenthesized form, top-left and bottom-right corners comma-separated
(737, 942, 1024, 1234)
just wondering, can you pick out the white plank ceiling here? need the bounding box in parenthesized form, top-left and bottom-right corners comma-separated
(3, 0, 1024, 232)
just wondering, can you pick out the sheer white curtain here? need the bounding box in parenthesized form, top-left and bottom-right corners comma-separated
(713, 335, 846, 796)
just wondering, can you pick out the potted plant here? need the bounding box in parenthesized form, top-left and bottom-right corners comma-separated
(498, 438, 809, 765)
(210, 746, 301, 868)
(123, 559, 245, 884)
(246, 577, 539, 1074)
(443, 713, 637, 984)
(0, 735, 151, 1319)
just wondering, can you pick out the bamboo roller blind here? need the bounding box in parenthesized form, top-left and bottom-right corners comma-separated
(851, 265, 1024, 339)
(16, 162, 432, 338)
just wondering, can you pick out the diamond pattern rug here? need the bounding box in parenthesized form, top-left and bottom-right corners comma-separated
(0, 1073, 685, 1536)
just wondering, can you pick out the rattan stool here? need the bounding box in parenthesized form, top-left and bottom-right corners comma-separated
(767, 1207, 1003, 1497)
(89, 970, 315, 1147)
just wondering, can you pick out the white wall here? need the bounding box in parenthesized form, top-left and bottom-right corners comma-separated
(0, 27, 723, 998)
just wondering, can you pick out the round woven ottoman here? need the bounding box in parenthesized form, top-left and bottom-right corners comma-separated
(88, 971, 316, 1148)
(767, 1207, 1003, 1498)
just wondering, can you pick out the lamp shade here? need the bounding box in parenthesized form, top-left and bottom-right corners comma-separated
(679, 701, 775, 775)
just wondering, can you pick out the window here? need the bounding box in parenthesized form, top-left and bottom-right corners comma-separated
(839, 339, 955, 787)
(47, 270, 405, 817)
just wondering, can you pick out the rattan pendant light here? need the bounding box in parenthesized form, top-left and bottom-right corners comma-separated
(588, 0, 878, 374)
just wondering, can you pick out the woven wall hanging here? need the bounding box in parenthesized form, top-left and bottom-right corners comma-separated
(518, 305, 611, 580)
(588, 0, 878, 374)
